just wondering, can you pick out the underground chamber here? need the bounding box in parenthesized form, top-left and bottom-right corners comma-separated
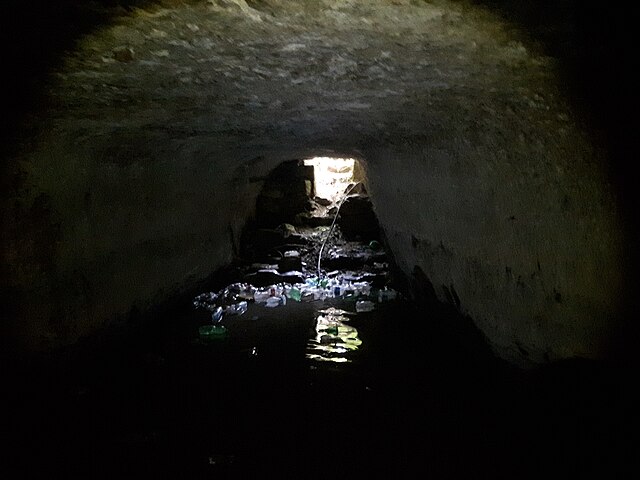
(2, 0, 636, 477)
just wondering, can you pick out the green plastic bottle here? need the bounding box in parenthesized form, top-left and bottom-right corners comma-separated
(288, 287, 302, 302)
(199, 324, 227, 340)
(325, 325, 339, 335)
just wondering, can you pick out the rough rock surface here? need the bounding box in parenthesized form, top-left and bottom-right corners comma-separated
(1, 0, 629, 365)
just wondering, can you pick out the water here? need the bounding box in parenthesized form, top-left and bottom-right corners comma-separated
(306, 307, 362, 363)
(4, 292, 634, 479)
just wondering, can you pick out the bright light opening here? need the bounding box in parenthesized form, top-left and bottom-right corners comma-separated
(303, 157, 356, 204)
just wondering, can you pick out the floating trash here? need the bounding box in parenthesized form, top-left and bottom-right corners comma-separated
(227, 283, 256, 301)
(199, 324, 227, 339)
(192, 265, 395, 344)
(286, 287, 302, 302)
(355, 300, 375, 312)
(265, 295, 286, 307)
(211, 306, 223, 322)
(224, 301, 248, 316)
(193, 292, 219, 311)
(317, 307, 354, 316)
(193, 267, 385, 315)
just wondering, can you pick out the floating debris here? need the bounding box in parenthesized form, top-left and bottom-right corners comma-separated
(199, 324, 227, 340)
(317, 307, 355, 316)
(355, 300, 375, 313)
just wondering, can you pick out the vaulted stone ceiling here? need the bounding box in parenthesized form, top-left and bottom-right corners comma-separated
(2, 0, 634, 366)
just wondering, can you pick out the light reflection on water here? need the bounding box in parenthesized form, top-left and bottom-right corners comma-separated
(306, 307, 362, 363)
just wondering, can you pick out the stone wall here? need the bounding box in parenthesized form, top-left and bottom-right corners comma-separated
(2, 132, 268, 352)
(364, 140, 623, 365)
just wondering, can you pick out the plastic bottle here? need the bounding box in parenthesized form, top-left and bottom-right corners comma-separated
(265, 295, 286, 308)
(312, 287, 326, 301)
(356, 300, 375, 313)
(199, 324, 227, 339)
(287, 287, 302, 302)
(211, 306, 223, 322)
(254, 290, 270, 303)
(352, 282, 371, 297)
(225, 301, 248, 316)
(193, 291, 218, 310)
(325, 325, 339, 335)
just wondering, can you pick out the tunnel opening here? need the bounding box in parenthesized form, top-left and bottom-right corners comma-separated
(219, 156, 394, 363)
(239, 156, 386, 282)
(303, 156, 357, 207)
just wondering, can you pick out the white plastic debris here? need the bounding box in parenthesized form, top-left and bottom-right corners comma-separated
(355, 300, 375, 313)
(225, 301, 248, 316)
(265, 295, 286, 307)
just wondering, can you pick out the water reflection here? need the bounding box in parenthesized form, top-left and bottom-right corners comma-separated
(306, 307, 362, 363)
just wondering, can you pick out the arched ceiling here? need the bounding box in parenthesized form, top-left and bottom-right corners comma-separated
(37, 0, 573, 158)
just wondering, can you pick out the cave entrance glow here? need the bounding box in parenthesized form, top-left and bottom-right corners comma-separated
(303, 157, 357, 205)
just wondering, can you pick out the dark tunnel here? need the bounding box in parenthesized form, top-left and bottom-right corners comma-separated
(1, 1, 637, 478)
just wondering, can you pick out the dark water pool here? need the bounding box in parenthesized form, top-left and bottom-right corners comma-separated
(3, 294, 635, 478)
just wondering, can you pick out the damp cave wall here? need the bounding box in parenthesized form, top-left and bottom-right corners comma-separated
(363, 141, 622, 365)
(1, 131, 267, 353)
(1, 0, 634, 365)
